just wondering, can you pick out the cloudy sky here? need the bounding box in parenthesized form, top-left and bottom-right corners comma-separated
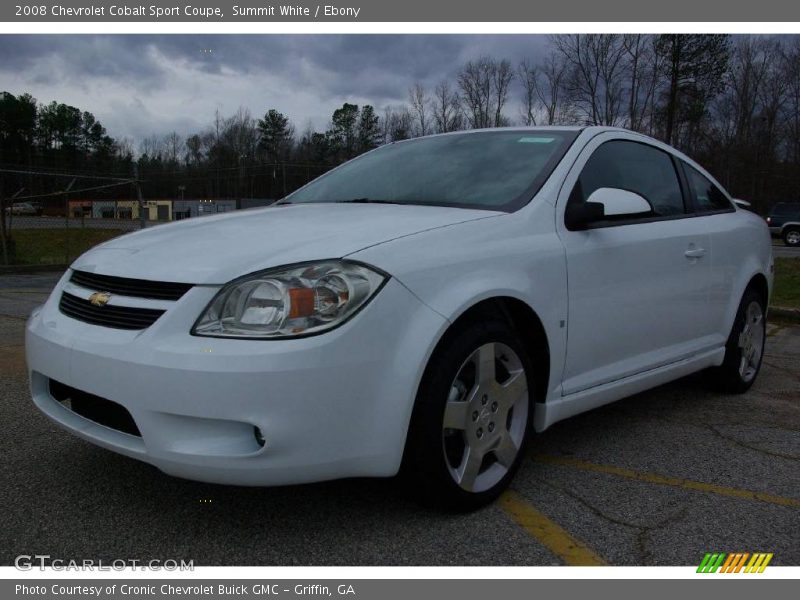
(0, 35, 549, 145)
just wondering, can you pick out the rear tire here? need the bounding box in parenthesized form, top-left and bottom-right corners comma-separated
(707, 287, 766, 394)
(402, 316, 535, 511)
(783, 227, 800, 247)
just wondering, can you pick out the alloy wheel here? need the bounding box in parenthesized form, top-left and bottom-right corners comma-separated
(737, 300, 765, 383)
(441, 342, 529, 493)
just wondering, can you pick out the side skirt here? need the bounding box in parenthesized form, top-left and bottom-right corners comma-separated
(533, 347, 725, 432)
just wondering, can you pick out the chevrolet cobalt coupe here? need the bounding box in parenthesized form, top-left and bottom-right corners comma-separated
(27, 127, 772, 509)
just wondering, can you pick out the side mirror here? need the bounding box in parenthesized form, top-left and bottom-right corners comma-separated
(588, 187, 652, 217)
(733, 198, 751, 210)
(566, 187, 652, 230)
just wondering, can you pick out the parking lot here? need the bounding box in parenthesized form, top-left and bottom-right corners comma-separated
(1, 272, 798, 566)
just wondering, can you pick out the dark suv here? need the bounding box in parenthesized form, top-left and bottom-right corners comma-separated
(767, 202, 800, 246)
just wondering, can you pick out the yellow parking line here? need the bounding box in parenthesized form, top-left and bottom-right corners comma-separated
(534, 454, 800, 509)
(498, 490, 607, 565)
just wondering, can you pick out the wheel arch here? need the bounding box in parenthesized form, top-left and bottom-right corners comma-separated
(722, 269, 772, 339)
(400, 294, 552, 478)
(747, 272, 770, 307)
(421, 296, 551, 407)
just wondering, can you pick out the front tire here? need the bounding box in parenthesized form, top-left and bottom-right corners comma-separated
(708, 287, 766, 394)
(402, 317, 534, 511)
(783, 227, 800, 247)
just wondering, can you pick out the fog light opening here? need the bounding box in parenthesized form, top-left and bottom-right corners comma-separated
(254, 426, 266, 448)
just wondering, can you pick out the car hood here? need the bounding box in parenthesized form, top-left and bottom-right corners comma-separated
(71, 203, 501, 284)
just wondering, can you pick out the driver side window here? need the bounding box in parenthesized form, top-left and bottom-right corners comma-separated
(569, 140, 686, 219)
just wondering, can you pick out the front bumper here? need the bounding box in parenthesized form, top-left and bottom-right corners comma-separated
(26, 272, 447, 485)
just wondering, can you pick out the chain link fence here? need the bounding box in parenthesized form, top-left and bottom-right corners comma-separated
(0, 161, 333, 267)
(1, 198, 144, 267)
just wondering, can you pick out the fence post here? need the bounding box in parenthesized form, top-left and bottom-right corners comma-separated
(0, 191, 7, 266)
(0, 188, 26, 265)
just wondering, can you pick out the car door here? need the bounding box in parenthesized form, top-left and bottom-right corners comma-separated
(680, 160, 740, 343)
(556, 133, 714, 396)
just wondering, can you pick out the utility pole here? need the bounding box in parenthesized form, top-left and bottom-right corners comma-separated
(63, 179, 76, 265)
(133, 163, 146, 229)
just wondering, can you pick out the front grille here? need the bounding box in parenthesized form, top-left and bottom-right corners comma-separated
(70, 270, 193, 301)
(59, 292, 165, 330)
(50, 379, 141, 437)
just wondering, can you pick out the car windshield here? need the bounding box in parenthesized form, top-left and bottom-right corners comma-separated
(285, 130, 578, 211)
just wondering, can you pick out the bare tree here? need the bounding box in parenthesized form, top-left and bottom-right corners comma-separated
(432, 80, 463, 133)
(163, 131, 183, 165)
(554, 34, 627, 126)
(220, 108, 259, 160)
(492, 59, 514, 126)
(138, 134, 163, 158)
(654, 34, 730, 146)
(457, 56, 514, 128)
(534, 52, 571, 125)
(115, 137, 134, 159)
(381, 105, 414, 142)
(783, 40, 800, 167)
(458, 57, 494, 128)
(622, 35, 658, 132)
(409, 83, 431, 137)
(518, 60, 538, 126)
(707, 38, 786, 201)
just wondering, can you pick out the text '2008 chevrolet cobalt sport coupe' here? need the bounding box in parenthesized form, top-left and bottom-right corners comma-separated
(27, 127, 773, 509)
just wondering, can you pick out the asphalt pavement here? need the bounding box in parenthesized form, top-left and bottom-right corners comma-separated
(1, 273, 798, 566)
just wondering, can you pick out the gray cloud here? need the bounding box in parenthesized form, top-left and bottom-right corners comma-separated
(0, 34, 549, 143)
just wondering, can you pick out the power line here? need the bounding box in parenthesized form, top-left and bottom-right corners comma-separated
(0, 167, 132, 182)
(0, 162, 134, 179)
(136, 161, 334, 178)
(13, 180, 134, 201)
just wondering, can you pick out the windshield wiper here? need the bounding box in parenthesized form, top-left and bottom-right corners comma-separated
(334, 198, 402, 205)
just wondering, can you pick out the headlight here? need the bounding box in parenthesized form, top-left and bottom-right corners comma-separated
(192, 260, 387, 339)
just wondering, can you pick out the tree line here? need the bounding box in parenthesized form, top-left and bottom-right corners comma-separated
(2, 34, 800, 212)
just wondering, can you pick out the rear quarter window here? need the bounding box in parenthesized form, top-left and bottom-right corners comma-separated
(684, 164, 732, 213)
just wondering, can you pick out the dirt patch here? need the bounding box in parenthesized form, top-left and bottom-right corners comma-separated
(0, 345, 26, 376)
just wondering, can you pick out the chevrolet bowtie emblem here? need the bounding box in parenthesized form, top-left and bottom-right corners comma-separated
(88, 292, 112, 307)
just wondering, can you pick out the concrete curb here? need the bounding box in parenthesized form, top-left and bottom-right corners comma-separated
(0, 264, 68, 275)
(770, 306, 800, 323)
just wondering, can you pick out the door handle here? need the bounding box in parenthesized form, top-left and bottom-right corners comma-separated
(685, 248, 707, 259)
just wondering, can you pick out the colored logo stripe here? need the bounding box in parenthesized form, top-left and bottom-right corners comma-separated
(697, 553, 726, 573)
(698, 552, 773, 573)
(720, 553, 749, 573)
(745, 553, 773, 573)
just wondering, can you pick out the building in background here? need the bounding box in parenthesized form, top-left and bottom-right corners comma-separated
(172, 199, 237, 220)
(64, 198, 274, 222)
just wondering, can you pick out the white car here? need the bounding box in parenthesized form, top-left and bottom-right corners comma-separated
(26, 127, 773, 509)
(6, 202, 40, 216)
